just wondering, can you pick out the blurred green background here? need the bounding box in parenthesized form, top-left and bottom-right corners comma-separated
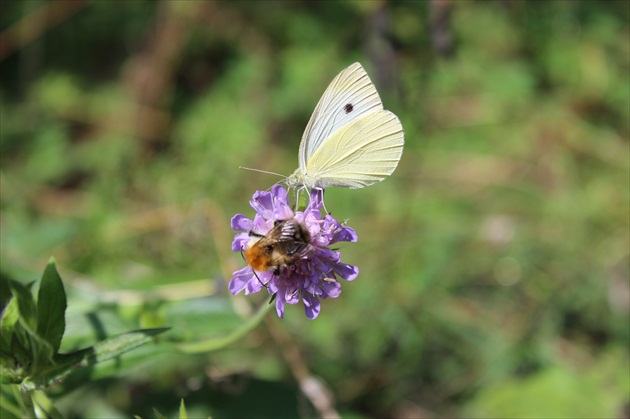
(1, 0, 629, 417)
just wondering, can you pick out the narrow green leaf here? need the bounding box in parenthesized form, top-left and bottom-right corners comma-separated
(36, 258, 67, 354)
(25, 328, 170, 389)
(153, 408, 167, 419)
(179, 399, 188, 419)
(85, 327, 170, 364)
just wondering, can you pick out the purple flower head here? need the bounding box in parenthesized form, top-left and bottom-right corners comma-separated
(229, 184, 358, 319)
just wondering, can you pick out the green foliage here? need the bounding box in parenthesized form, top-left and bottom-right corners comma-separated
(1, 0, 628, 417)
(0, 260, 169, 417)
(465, 348, 630, 418)
(178, 399, 187, 419)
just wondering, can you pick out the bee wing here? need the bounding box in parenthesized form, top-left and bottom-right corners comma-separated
(276, 220, 311, 256)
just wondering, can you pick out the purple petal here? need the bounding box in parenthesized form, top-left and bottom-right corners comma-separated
(285, 286, 300, 305)
(231, 214, 253, 232)
(334, 225, 358, 243)
(303, 278, 321, 295)
(274, 204, 294, 222)
(232, 232, 250, 252)
(307, 258, 328, 278)
(313, 248, 340, 265)
(301, 188, 322, 220)
(267, 277, 280, 294)
(271, 184, 289, 206)
(275, 292, 286, 318)
(313, 233, 330, 247)
(302, 293, 321, 319)
(252, 213, 270, 233)
(305, 213, 322, 233)
(321, 215, 358, 243)
(229, 266, 255, 295)
(245, 275, 265, 295)
(333, 262, 359, 281)
(321, 279, 342, 298)
(309, 188, 323, 210)
(250, 190, 274, 219)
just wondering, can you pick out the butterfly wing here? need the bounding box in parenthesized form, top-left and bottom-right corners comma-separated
(303, 110, 404, 189)
(298, 62, 384, 171)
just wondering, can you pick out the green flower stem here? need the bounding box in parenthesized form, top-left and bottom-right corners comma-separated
(177, 300, 274, 353)
(19, 386, 36, 418)
(32, 390, 63, 419)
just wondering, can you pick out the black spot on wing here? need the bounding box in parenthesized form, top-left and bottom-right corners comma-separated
(344, 103, 354, 114)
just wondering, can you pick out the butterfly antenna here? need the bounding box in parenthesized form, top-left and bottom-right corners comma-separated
(239, 166, 286, 178)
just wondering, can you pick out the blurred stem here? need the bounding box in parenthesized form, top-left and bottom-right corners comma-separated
(0, 0, 87, 61)
(18, 387, 36, 418)
(264, 316, 340, 418)
(32, 390, 63, 419)
(177, 299, 274, 353)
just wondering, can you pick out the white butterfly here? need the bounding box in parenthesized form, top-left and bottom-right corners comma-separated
(286, 62, 404, 190)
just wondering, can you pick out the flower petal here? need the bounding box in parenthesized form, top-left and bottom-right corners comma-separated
(285, 285, 300, 305)
(245, 275, 265, 295)
(231, 214, 253, 232)
(333, 262, 359, 281)
(275, 292, 286, 318)
(229, 266, 255, 295)
(334, 225, 358, 243)
(271, 184, 289, 206)
(321, 279, 342, 298)
(232, 232, 250, 252)
(300, 188, 322, 221)
(252, 213, 270, 233)
(250, 190, 274, 219)
(302, 293, 321, 319)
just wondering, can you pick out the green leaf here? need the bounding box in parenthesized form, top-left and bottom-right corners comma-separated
(1, 281, 37, 383)
(36, 258, 67, 355)
(1, 293, 20, 349)
(24, 328, 170, 389)
(179, 399, 187, 419)
(7, 281, 37, 333)
(81, 327, 170, 365)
